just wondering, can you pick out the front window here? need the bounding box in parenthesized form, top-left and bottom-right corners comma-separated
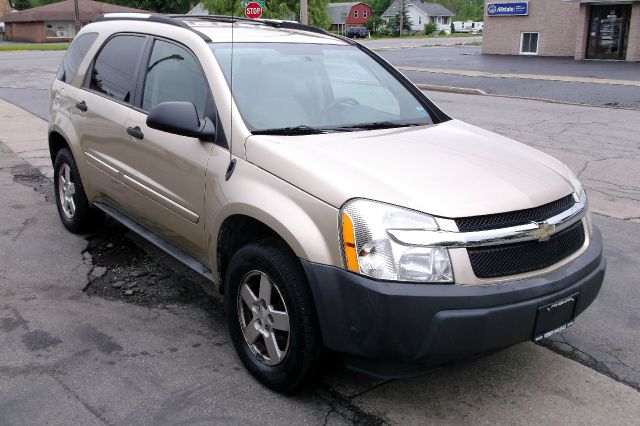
(211, 43, 435, 134)
(142, 39, 208, 119)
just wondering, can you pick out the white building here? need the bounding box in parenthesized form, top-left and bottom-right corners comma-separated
(381, 0, 454, 34)
(453, 20, 483, 33)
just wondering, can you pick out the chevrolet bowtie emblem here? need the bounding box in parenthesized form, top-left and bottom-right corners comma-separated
(531, 222, 556, 242)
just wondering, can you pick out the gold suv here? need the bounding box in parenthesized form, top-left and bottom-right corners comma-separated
(49, 14, 606, 393)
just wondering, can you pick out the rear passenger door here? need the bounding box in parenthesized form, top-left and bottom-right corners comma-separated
(121, 38, 217, 261)
(75, 33, 148, 209)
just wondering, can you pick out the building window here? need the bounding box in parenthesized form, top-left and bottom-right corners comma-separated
(443, 17, 449, 25)
(363, 10, 368, 18)
(44, 21, 75, 38)
(354, 10, 358, 18)
(430, 16, 436, 23)
(418, 17, 421, 25)
(520, 32, 539, 55)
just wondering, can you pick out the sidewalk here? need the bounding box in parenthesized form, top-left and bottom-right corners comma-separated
(0, 100, 51, 178)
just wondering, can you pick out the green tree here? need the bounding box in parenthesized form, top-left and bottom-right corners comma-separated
(10, 0, 31, 10)
(308, 0, 331, 29)
(103, 0, 191, 14)
(386, 7, 411, 35)
(364, 15, 384, 35)
(202, 0, 330, 28)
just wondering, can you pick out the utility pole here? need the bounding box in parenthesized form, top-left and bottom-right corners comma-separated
(73, 0, 80, 35)
(300, 0, 308, 25)
(398, 0, 404, 37)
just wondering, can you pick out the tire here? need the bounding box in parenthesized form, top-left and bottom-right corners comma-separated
(53, 148, 103, 233)
(224, 239, 322, 393)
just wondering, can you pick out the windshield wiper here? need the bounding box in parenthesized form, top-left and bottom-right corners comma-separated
(252, 125, 329, 136)
(333, 121, 424, 131)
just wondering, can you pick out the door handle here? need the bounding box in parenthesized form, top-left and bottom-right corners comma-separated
(75, 101, 87, 112)
(127, 126, 144, 140)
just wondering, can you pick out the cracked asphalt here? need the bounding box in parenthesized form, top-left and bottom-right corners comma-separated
(1, 49, 640, 424)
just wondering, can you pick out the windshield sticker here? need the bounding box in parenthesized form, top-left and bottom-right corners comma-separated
(416, 106, 428, 117)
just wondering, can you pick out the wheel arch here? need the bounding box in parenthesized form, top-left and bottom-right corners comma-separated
(215, 212, 306, 293)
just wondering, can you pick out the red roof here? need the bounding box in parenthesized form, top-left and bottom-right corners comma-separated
(2, 0, 145, 23)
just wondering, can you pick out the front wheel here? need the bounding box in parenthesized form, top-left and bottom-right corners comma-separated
(224, 239, 322, 393)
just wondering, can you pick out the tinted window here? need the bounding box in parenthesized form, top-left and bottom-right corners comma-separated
(56, 32, 98, 83)
(90, 35, 146, 103)
(142, 39, 208, 118)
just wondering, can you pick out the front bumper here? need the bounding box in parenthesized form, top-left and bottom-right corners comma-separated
(302, 226, 606, 378)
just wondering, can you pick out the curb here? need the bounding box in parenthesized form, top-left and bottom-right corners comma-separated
(417, 84, 640, 111)
(415, 84, 487, 96)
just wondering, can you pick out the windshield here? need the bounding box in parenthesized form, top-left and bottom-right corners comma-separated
(210, 43, 435, 134)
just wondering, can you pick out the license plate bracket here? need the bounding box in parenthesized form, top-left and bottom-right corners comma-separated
(533, 293, 578, 342)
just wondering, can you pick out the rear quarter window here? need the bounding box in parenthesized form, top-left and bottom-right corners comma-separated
(56, 32, 98, 84)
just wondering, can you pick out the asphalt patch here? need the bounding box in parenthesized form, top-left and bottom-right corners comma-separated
(11, 163, 54, 203)
(82, 220, 223, 318)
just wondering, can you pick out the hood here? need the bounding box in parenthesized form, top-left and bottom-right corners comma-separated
(244, 119, 574, 218)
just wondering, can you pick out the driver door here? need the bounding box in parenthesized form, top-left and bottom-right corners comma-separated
(121, 38, 216, 261)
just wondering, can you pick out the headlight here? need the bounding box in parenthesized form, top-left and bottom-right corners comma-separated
(340, 199, 453, 283)
(565, 165, 583, 199)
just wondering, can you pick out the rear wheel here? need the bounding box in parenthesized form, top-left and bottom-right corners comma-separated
(53, 148, 103, 233)
(224, 239, 322, 393)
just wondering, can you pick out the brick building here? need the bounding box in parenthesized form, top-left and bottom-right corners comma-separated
(482, 0, 640, 61)
(1, 0, 144, 43)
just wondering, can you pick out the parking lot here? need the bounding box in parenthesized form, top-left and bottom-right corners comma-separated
(1, 47, 639, 424)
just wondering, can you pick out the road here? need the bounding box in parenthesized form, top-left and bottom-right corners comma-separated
(367, 45, 640, 109)
(359, 35, 482, 49)
(0, 49, 639, 424)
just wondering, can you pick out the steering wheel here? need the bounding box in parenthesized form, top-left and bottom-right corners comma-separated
(320, 97, 360, 121)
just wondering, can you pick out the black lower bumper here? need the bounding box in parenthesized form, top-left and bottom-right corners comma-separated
(302, 227, 606, 378)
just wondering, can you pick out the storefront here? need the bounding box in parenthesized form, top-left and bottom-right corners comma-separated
(482, 0, 640, 62)
(586, 4, 631, 59)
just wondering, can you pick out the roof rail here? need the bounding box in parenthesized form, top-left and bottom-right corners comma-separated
(93, 13, 212, 42)
(171, 14, 342, 39)
(93, 13, 355, 45)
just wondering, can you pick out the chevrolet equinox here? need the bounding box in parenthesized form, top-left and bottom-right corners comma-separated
(49, 14, 606, 393)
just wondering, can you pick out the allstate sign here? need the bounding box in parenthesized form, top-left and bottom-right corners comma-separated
(487, 2, 528, 16)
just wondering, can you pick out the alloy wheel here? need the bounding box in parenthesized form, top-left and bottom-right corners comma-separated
(237, 270, 290, 365)
(58, 163, 76, 219)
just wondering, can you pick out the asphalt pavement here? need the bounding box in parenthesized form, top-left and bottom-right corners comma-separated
(1, 124, 639, 425)
(368, 45, 640, 109)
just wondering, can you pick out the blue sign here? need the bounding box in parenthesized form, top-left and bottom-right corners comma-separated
(487, 2, 528, 16)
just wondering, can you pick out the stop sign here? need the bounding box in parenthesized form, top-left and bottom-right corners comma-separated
(244, 2, 262, 19)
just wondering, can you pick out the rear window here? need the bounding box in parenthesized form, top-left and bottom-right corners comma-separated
(89, 34, 146, 103)
(56, 32, 98, 84)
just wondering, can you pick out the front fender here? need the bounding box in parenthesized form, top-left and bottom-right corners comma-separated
(205, 150, 341, 283)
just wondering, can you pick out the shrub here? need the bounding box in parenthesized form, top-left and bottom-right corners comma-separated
(424, 22, 438, 35)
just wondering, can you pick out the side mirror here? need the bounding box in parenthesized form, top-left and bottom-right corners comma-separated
(146, 101, 216, 141)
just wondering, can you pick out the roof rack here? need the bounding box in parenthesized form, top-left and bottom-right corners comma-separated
(172, 14, 332, 37)
(94, 13, 213, 41)
(93, 13, 355, 45)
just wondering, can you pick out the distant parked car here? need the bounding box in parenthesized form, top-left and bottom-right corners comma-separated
(345, 26, 369, 38)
